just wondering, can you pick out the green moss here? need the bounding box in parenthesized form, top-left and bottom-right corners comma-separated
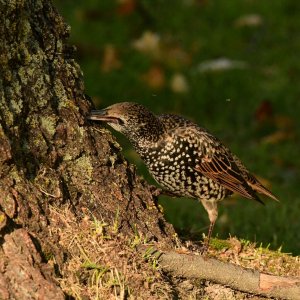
(10, 99, 23, 115)
(55, 79, 70, 109)
(78, 126, 85, 138)
(44, 251, 55, 261)
(19, 16, 31, 39)
(10, 167, 22, 183)
(40, 116, 57, 137)
(209, 238, 231, 251)
(74, 155, 93, 181)
(55, 0, 300, 255)
(18, 66, 34, 85)
(63, 153, 73, 161)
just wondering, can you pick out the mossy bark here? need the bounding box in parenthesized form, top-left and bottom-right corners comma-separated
(0, 1, 176, 298)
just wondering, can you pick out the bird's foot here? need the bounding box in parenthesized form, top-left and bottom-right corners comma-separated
(182, 240, 209, 256)
(200, 242, 209, 255)
(199, 237, 211, 255)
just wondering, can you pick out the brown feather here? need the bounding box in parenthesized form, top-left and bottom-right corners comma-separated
(195, 156, 263, 204)
(246, 174, 279, 201)
(193, 132, 264, 204)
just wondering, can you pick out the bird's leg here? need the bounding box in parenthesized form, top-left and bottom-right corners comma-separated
(201, 220, 216, 254)
(200, 199, 218, 254)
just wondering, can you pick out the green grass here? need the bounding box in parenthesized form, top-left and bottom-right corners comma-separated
(55, 0, 300, 255)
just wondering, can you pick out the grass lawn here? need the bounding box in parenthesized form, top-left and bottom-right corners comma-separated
(56, 0, 300, 255)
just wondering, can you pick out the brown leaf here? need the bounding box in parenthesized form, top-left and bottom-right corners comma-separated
(234, 14, 263, 27)
(273, 115, 294, 130)
(170, 73, 189, 93)
(229, 237, 242, 254)
(101, 44, 122, 73)
(255, 100, 273, 123)
(116, 0, 136, 16)
(141, 65, 165, 89)
(132, 31, 161, 58)
(164, 46, 192, 68)
(261, 130, 294, 145)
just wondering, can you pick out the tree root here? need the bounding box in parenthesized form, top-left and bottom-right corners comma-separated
(159, 251, 300, 300)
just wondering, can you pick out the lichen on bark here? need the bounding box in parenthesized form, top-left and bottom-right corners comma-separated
(0, 0, 176, 298)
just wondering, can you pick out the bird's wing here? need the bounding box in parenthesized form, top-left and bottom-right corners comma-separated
(231, 153, 278, 201)
(242, 172, 278, 201)
(191, 130, 264, 203)
(160, 116, 277, 202)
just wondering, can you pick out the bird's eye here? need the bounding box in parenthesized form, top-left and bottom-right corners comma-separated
(116, 118, 124, 125)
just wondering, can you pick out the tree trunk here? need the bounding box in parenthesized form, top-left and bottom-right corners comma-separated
(2, 1, 298, 300)
(0, 1, 176, 298)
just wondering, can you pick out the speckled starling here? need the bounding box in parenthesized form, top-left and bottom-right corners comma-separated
(88, 102, 278, 251)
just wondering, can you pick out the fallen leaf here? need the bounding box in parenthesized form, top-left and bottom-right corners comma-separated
(197, 58, 248, 73)
(254, 101, 295, 144)
(261, 130, 295, 145)
(255, 100, 273, 123)
(229, 237, 242, 254)
(273, 115, 294, 130)
(132, 31, 161, 58)
(234, 14, 263, 27)
(164, 45, 192, 68)
(170, 73, 189, 93)
(101, 44, 122, 72)
(116, 0, 136, 16)
(141, 65, 165, 89)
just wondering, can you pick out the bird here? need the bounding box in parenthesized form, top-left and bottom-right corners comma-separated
(88, 102, 278, 252)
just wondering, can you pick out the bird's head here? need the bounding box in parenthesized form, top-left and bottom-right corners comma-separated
(88, 102, 164, 146)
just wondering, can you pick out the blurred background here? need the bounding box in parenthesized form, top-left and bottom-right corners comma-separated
(55, 0, 300, 255)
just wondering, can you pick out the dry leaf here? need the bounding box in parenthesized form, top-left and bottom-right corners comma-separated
(141, 65, 165, 89)
(197, 58, 248, 73)
(170, 73, 189, 93)
(273, 115, 294, 130)
(101, 44, 122, 72)
(116, 0, 136, 16)
(261, 130, 294, 145)
(229, 237, 242, 254)
(132, 31, 161, 58)
(234, 14, 263, 27)
(164, 46, 191, 68)
(255, 101, 295, 144)
(255, 100, 273, 123)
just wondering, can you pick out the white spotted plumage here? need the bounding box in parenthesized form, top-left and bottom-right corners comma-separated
(88, 102, 278, 252)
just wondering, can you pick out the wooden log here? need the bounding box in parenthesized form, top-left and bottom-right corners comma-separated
(159, 251, 300, 300)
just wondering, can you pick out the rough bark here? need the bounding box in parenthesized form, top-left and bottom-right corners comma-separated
(1, 1, 298, 299)
(0, 0, 176, 298)
(0, 229, 65, 299)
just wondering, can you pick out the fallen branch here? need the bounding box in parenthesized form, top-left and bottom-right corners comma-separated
(159, 251, 300, 300)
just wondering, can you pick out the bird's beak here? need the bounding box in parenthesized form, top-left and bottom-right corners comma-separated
(87, 109, 119, 124)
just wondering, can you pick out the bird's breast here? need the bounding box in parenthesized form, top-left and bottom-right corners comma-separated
(137, 137, 228, 201)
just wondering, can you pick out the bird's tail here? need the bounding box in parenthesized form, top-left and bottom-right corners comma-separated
(247, 175, 279, 202)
